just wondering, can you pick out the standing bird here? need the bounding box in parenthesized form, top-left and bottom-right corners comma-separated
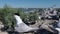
(14, 13, 39, 33)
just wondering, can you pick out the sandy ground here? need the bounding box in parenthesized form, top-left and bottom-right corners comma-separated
(0, 21, 8, 34)
(0, 19, 58, 34)
(0, 31, 8, 34)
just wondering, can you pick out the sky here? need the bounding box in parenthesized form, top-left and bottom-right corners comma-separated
(0, 0, 60, 8)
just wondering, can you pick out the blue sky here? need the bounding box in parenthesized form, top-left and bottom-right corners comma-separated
(0, 0, 60, 8)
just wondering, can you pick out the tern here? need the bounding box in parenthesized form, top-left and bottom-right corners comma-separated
(14, 14, 39, 33)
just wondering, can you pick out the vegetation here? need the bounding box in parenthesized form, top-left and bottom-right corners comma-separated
(0, 4, 60, 31)
(0, 4, 39, 30)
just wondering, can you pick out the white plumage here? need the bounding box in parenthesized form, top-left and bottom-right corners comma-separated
(14, 15, 39, 32)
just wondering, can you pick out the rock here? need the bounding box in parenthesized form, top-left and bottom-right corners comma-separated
(0, 21, 4, 29)
(0, 31, 8, 34)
